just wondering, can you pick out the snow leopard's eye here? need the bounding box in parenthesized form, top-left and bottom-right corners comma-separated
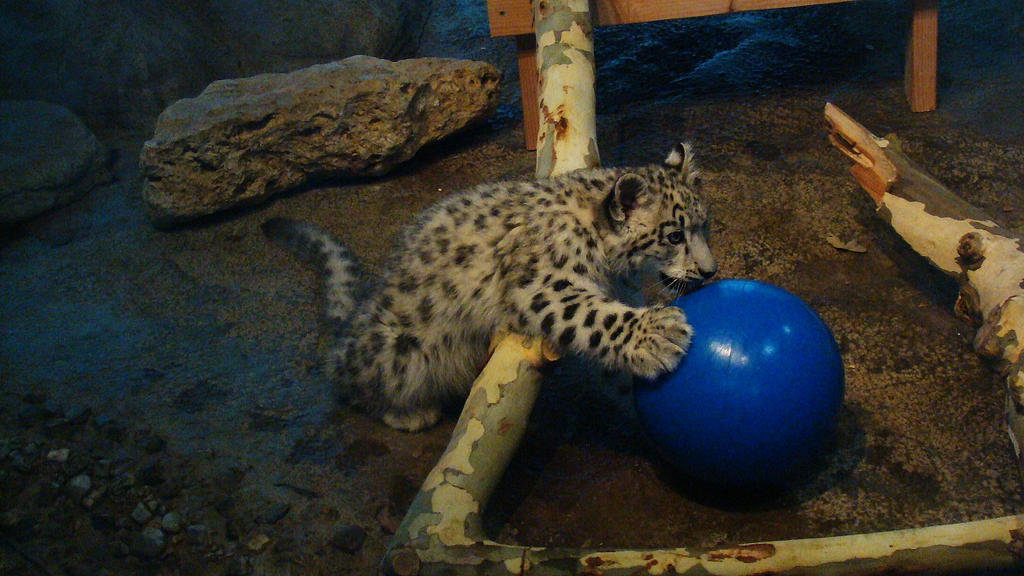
(666, 230, 684, 245)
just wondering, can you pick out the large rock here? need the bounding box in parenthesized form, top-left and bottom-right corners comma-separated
(139, 56, 502, 226)
(0, 1, 431, 132)
(0, 101, 110, 225)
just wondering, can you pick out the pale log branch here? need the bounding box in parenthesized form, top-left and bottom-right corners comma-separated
(382, 2, 597, 574)
(826, 102, 1024, 478)
(533, 0, 600, 177)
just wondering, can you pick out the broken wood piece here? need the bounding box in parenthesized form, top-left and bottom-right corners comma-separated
(826, 233, 868, 253)
(825, 102, 1024, 479)
(825, 102, 898, 203)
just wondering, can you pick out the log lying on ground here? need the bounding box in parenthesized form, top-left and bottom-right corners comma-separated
(825, 102, 1024, 474)
(385, 510, 1024, 575)
(382, 333, 555, 575)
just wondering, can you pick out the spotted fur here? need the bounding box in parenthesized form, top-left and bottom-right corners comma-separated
(263, 142, 716, 431)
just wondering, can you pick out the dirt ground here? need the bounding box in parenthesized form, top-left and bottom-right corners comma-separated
(4, 5, 1024, 576)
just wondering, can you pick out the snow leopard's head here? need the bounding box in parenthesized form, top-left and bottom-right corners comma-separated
(605, 142, 716, 295)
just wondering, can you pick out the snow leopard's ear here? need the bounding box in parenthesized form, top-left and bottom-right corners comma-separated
(664, 141, 699, 188)
(608, 173, 651, 223)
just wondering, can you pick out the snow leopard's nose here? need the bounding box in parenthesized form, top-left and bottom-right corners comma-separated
(684, 230, 716, 281)
(699, 262, 717, 280)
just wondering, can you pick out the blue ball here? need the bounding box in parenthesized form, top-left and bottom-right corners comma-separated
(634, 279, 844, 490)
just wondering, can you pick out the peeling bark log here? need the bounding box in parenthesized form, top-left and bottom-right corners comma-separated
(825, 102, 1024, 478)
(383, 333, 553, 575)
(384, 512, 1024, 575)
(382, 3, 596, 573)
(532, 0, 600, 177)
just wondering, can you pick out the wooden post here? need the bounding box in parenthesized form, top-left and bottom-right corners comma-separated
(532, 0, 601, 177)
(382, 2, 598, 574)
(515, 35, 540, 150)
(905, 0, 938, 111)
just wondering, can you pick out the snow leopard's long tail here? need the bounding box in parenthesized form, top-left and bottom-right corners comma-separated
(261, 218, 364, 330)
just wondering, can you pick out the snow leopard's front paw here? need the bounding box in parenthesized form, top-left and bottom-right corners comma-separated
(626, 305, 692, 379)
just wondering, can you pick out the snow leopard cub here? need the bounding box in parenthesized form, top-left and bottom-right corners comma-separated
(263, 142, 716, 431)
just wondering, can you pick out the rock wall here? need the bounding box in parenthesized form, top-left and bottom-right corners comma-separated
(0, 0, 431, 132)
(0, 101, 111, 225)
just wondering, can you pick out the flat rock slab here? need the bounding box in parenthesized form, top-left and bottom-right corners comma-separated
(0, 100, 109, 225)
(139, 56, 501, 226)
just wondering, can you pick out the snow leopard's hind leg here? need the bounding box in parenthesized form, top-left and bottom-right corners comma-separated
(260, 217, 364, 335)
(262, 218, 443, 432)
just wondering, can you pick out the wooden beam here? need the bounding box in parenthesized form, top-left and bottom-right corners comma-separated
(487, 0, 861, 37)
(515, 35, 539, 151)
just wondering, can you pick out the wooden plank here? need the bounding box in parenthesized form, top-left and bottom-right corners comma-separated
(515, 35, 540, 150)
(905, 0, 937, 111)
(731, 0, 856, 12)
(487, 0, 861, 37)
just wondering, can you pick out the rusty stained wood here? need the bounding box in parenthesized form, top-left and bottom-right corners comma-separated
(383, 513, 1024, 575)
(515, 35, 541, 150)
(533, 0, 600, 177)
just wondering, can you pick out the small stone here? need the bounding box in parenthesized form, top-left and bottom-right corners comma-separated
(131, 502, 154, 525)
(47, 448, 70, 463)
(9, 450, 36, 474)
(112, 539, 131, 558)
(328, 523, 366, 553)
(245, 533, 271, 553)
(82, 485, 107, 509)
(66, 474, 92, 501)
(132, 526, 166, 559)
(160, 512, 183, 534)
